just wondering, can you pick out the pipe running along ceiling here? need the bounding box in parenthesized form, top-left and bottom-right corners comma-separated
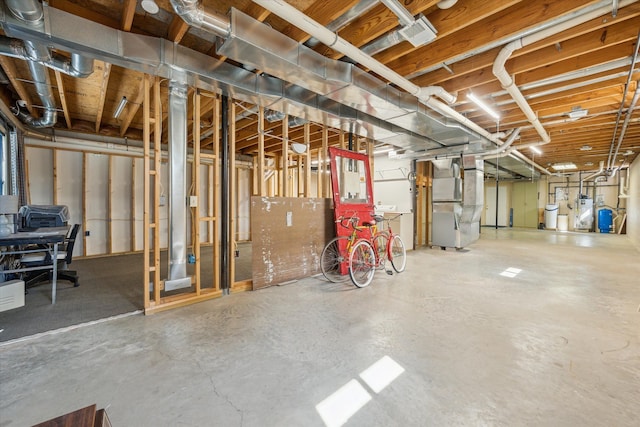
(0, 0, 638, 176)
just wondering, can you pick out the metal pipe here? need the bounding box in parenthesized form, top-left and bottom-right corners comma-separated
(252, 0, 456, 105)
(607, 31, 640, 170)
(5, 0, 43, 22)
(220, 95, 230, 295)
(306, 0, 380, 47)
(167, 80, 189, 283)
(170, 0, 230, 37)
(379, 0, 415, 27)
(610, 80, 640, 167)
(409, 0, 631, 80)
(361, 29, 404, 56)
(492, 1, 631, 163)
(510, 150, 552, 175)
(582, 160, 605, 182)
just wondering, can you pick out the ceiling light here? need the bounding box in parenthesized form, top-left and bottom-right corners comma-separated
(579, 145, 592, 151)
(551, 162, 577, 171)
(530, 146, 542, 155)
(141, 0, 159, 14)
(113, 96, 128, 119)
(468, 92, 500, 120)
(585, 162, 594, 166)
(567, 107, 588, 120)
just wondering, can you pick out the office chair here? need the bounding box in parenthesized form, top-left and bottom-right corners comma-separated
(22, 224, 80, 289)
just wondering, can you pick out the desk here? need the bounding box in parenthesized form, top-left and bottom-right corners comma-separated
(0, 226, 69, 304)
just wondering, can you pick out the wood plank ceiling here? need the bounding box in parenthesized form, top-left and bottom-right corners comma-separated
(1, 0, 639, 176)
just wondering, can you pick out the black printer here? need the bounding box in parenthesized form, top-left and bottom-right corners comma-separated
(18, 205, 69, 230)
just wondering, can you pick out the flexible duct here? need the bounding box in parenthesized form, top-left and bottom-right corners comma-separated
(2, 0, 94, 127)
(0, 36, 94, 77)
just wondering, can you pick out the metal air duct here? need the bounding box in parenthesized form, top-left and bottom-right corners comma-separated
(1, 0, 94, 128)
(165, 80, 191, 291)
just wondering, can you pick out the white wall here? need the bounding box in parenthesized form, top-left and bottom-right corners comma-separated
(25, 137, 219, 258)
(372, 156, 413, 212)
(628, 157, 640, 249)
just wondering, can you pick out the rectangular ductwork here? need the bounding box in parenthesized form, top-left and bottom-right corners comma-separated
(431, 157, 483, 249)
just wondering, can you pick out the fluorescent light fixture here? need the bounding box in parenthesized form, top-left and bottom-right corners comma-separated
(579, 145, 592, 151)
(373, 146, 393, 155)
(551, 162, 577, 171)
(113, 96, 128, 119)
(530, 146, 542, 155)
(568, 107, 588, 120)
(468, 92, 500, 119)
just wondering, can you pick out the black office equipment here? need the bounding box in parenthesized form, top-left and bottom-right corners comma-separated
(18, 205, 69, 230)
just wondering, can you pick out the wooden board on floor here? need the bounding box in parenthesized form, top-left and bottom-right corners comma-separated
(251, 197, 333, 289)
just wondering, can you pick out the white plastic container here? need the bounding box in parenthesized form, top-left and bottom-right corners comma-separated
(557, 214, 569, 232)
(544, 204, 559, 229)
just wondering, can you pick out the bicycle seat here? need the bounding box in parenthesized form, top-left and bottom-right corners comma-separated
(372, 215, 385, 223)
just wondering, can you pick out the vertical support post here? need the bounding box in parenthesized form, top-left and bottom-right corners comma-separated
(131, 158, 136, 252)
(258, 106, 266, 196)
(304, 122, 311, 198)
(143, 75, 151, 310)
(193, 90, 201, 295)
(220, 95, 230, 295)
(322, 126, 329, 197)
(107, 155, 113, 254)
(153, 77, 161, 303)
(213, 96, 220, 291)
(82, 152, 87, 256)
(281, 115, 289, 197)
(229, 98, 237, 288)
(52, 149, 58, 205)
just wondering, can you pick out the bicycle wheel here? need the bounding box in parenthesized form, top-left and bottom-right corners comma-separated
(390, 234, 407, 273)
(320, 236, 350, 282)
(349, 240, 376, 288)
(372, 231, 390, 268)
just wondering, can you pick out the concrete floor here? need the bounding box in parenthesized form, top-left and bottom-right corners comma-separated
(1, 228, 638, 426)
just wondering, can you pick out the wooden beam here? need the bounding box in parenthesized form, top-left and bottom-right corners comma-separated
(168, 16, 190, 43)
(119, 75, 146, 137)
(49, 0, 120, 29)
(94, 62, 111, 133)
(193, 90, 201, 295)
(54, 71, 72, 129)
(387, 0, 603, 77)
(0, 57, 35, 115)
(121, 0, 137, 32)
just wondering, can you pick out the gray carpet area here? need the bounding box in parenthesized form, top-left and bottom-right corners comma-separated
(0, 243, 253, 342)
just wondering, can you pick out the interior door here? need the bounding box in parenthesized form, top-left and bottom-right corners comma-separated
(485, 184, 508, 227)
(512, 181, 538, 228)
